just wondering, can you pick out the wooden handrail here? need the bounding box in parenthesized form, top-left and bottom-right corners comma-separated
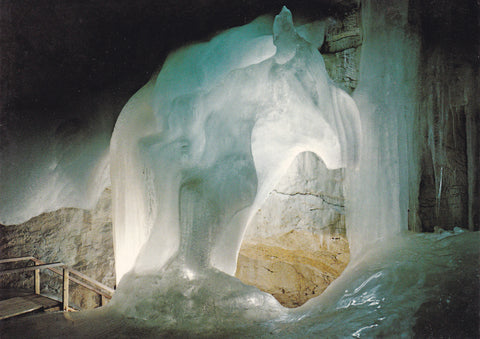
(0, 256, 115, 309)
(47, 266, 112, 299)
(69, 267, 114, 294)
(0, 262, 64, 275)
(31, 258, 114, 297)
(0, 256, 35, 264)
(35, 259, 114, 294)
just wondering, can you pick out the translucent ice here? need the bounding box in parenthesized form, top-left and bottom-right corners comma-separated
(346, 0, 420, 255)
(110, 7, 361, 284)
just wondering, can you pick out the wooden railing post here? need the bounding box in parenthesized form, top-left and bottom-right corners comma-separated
(34, 262, 40, 295)
(101, 294, 107, 307)
(62, 267, 69, 311)
(1, 257, 114, 311)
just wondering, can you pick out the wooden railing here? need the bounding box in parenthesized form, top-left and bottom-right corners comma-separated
(0, 256, 114, 311)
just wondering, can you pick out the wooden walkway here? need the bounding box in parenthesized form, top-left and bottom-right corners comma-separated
(0, 293, 61, 320)
(0, 256, 115, 320)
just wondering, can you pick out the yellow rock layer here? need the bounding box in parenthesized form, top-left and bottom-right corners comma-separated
(235, 230, 349, 308)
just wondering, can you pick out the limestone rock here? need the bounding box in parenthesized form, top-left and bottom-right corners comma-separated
(321, 9, 362, 93)
(238, 152, 349, 307)
(0, 188, 115, 309)
(236, 230, 349, 308)
(323, 47, 361, 94)
(246, 152, 345, 239)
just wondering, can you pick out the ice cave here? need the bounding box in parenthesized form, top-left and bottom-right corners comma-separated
(0, 0, 479, 338)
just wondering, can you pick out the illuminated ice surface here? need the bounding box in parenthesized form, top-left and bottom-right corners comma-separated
(1, 5, 478, 339)
(110, 7, 360, 283)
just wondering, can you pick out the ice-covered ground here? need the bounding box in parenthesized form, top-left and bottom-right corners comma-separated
(1, 230, 478, 338)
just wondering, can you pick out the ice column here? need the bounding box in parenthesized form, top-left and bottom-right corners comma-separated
(347, 0, 420, 254)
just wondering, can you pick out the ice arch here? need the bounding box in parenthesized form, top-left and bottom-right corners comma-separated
(110, 7, 361, 285)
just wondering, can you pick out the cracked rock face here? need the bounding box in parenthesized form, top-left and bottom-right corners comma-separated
(245, 152, 345, 238)
(236, 229, 349, 308)
(236, 152, 349, 307)
(321, 9, 362, 94)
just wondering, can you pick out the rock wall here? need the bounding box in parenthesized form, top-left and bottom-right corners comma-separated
(321, 8, 362, 94)
(0, 188, 115, 309)
(236, 230, 349, 308)
(236, 153, 350, 307)
(246, 153, 346, 239)
(413, 0, 479, 232)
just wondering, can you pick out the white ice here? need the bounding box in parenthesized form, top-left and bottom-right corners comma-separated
(110, 7, 361, 284)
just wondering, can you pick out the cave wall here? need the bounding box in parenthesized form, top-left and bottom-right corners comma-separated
(412, 0, 479, 232)
(237, 152, 350, 307)
(0, 188, 115, 309)
(321, 7, 362, 94)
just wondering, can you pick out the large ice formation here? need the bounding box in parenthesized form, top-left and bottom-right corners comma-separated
(110, 7, 361, 284)
(346, 0, 420, 255)
(103, 4, 477, 336)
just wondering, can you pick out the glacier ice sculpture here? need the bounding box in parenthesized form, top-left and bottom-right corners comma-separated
(110, 7, 361, 285)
